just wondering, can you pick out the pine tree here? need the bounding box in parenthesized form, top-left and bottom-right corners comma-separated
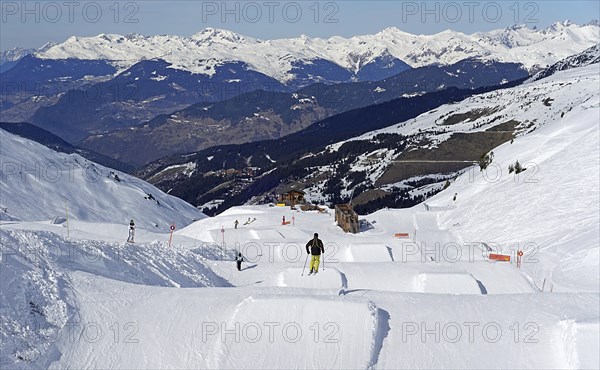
(514, 160, 525, 174)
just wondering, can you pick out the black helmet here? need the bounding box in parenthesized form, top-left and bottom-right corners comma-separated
(314, 233, 318, 237)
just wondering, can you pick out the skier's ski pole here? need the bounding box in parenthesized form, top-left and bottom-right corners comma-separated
(322, 252, 325, 271)
(302, 253, 309, 276)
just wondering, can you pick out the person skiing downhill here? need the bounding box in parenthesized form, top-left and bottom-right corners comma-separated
(305, 233, 324, 275)
(127, 219, 135, 243)
(236, 252, 244, 271)
(234, 220, 239, 229)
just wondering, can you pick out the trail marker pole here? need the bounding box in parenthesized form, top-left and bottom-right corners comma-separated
(65, 200, 70, 238)
(168, 223, 176, 247)
(292, 216, 295, 226)
(221, 226, 225, 261)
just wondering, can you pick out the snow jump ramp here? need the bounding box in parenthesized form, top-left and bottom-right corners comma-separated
(277, 268, 344, 289)
(414, 272, 483, 294)
(346, 243, 393, 262)
(209, 295, 384, 369)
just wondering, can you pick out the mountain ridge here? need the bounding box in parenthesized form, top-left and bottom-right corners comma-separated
(26, 21, 600, 84)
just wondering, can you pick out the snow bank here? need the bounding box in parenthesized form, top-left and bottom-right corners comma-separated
(555, 319, 600, 369)
(0, 228, 231, 368)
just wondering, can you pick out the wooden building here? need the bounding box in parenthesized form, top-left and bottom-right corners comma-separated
(278, 190, 305, 206)
(335, 204, 359, 234)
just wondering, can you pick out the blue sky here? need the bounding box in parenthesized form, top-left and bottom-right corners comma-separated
(1, 1, 599, 50)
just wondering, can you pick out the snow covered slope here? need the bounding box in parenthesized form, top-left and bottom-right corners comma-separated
(0, 129, 205, 230)
(333, 63, 599, 149)
(303, 61, 599, 212)
(426, 79, 600, 292)
(36, 22, 599, 82)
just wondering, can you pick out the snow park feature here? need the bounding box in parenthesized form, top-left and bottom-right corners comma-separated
(1, 26, 600, 370)
(346, 243, 394, 262)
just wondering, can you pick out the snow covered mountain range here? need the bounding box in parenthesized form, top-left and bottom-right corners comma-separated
(32, 21, 599, 83)
(1, 21, 597, 152)
(0, 43, 55, 72)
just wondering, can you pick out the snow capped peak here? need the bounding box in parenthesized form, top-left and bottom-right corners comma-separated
(586, 19, 600, 27)
(0, 46, 35, 62)
(545, 20, 576, 33)
(124, 32, 144, 41)
(377, 26, 410, 36)
(191, 27, 254, 44)
(504, 24, 530, 31)
(96, 33, 120, 42)
(436, 28, 461, 36)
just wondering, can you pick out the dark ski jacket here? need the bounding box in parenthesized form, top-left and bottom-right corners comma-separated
(306, 238, 324, 255)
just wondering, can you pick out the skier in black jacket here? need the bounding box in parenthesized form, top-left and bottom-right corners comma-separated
(127, 219, 135, 243)
(305, 233, 324, 275)
(236, 252, 244, 271)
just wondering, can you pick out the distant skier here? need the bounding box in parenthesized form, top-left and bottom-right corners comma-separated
(236, 252, 244, 271)
(234, 220, 239, 229)
(305, 233, 324, 275)
(127, 219, 135, 243)
(453, 193, 458, 202)
(282, 215, 286, 225)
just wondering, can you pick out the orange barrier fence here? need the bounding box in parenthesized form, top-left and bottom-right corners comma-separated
(394, 233, 410, 238)
(489, 253, 511, 262)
